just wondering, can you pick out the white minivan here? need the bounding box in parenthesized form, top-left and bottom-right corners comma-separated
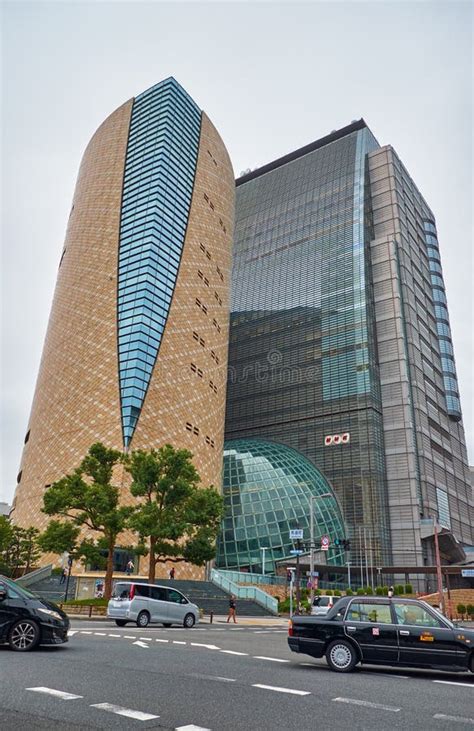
(107, 582, 200, 628)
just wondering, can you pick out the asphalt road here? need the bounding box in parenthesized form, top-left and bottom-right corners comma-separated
(0, 619, 473, 730)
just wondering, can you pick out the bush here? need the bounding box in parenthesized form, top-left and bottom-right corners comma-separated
(466, 604, 474, 618)
(364, 586, 374, 595)
(457, 603, 466, 618)
(64, 598, 108, 607)
(394, 585, 405, 595)
(404, 583, 413, 594)
(356, 587, 366, 595)
(375, 586, 384, 596)
(381, 586, 388, 595)
(345, 588, 353, 596)
(51, 567, 63, 575)
(334, 589, 341, 596)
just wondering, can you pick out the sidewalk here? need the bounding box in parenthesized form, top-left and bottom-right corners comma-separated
(66, 613, 288, 626)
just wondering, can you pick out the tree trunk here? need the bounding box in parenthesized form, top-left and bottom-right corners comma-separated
(148, 536, 156, 583)
(104, 537, 115, 599)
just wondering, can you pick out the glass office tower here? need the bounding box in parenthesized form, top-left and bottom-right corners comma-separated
(226, 120, 473, 569)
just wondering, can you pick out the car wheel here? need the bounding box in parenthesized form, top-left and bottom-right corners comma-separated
(8, 619, 40, 652)
(115, 620, 128, 627)
(162, 623, 172, 628)
(325, 640, 358, 673)
(136, 611, 150, 628)
(183, 613, 195, 628)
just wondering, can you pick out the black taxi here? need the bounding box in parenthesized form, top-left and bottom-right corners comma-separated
(288, 595, 474, 673)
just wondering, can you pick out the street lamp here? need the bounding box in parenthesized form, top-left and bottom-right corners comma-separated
(310, 492, 333, 605)
(261, 547, 267, 576)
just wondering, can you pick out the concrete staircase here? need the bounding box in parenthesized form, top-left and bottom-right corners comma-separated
(28, 573, 77, 603)
(141, 579, 272, 616)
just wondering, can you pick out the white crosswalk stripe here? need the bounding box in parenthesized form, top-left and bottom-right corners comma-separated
(91, 702, 159, 721)
(26, 687, 83, 700)
(253, 684, 310, 696)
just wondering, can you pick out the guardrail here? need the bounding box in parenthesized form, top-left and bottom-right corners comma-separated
(218, 569, 287, 586)
(211, 569, 278, 615)
(16, 564, 53, 587)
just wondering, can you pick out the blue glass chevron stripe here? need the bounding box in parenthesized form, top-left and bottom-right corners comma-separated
(118, 78, 201, 447)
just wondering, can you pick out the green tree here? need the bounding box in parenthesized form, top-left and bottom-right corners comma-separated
(0, 523, 40, 576)
(124, 445, 224, 583)
(42, 442, 132, 598)
(0, 516, 13, 553)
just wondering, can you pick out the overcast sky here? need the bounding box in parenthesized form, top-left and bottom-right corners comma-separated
(1, 0, 472, 505)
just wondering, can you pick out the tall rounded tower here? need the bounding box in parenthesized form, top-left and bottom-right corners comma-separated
(12, 78, 235, 577)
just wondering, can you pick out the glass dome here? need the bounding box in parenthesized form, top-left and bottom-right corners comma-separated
(216, 439, 345, 572)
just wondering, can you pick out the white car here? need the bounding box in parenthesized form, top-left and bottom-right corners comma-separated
(310, 595, 340, 616)
(107, 582, 200, 628)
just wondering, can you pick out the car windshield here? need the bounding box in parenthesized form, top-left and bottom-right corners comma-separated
(1, 576, 38, 599)
(313, 597, 330, 606)
(112, 583, 131, 599)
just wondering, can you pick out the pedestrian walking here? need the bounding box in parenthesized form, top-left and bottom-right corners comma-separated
(169, 567, 176, 580)
(126, 559, 134, 576)
(59, 567, 68, 585)
(388, 585, 394, 598)
(227, 594, 237, 623)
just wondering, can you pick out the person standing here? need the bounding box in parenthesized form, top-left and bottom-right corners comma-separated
(227, 594, 237, 623)
(169, 567, 175, 580)
(59, 567, 68, 585)
(126, 559, 134, 576)
(388, 585, 394, 598)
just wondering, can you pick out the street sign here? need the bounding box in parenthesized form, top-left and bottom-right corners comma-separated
(321, 535, 330, 551)
(289, 529, 303, 540)
(461, 569, 474, 577)
(305, 571, 319, 577)
(289, 549, 304, 555)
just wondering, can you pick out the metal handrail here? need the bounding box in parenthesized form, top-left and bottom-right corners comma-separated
(211, 569, 278, 615)
(217, 569, 287, 586)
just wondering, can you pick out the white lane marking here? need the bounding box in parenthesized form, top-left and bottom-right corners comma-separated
(300, 662, 316, 666)
(80, 631, 92, 634)
(434, 713, 474, 725)
(91, 703, 159, 721)
(192, 674, 236, 683)
(139, 636, 152, 641)
(176, 725, 211, 731)
(253, 656, 289, 663)
(155, 638, 169, 643)
(124, 635, 136, 639)
(433, 680, 474, 688)
(191, 643, 220, 650)
(253, 684, 310, 696)
(26, 687, 83, 700)
(108, 633, 121, 638)
(133, 641, 149, 649)
(220, 650, 248, 656)
(173, 640, 186, 645)
(67, 631, 77, 637)
(94, 632, 106, 636)
(333, 698, 400, 712)
(369, 672, 409, 680)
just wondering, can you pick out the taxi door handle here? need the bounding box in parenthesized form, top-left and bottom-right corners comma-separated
(399, 630, 410, 635)
(347, 626, 357, 632)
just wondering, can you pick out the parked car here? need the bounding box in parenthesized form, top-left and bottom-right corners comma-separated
(288, 595, 474, 674)
(310, 595, 340, 616)
(107, 581, 200, 628)
(0, 575, 70, 652)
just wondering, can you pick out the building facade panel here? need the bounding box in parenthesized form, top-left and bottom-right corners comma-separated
(12, 81, 235, 580)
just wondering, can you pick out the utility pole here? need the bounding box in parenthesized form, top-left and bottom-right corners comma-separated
(433, 519, 444, 615)
(309, 493, 332, 605)
(261, 547, 266, 576)
(295, 541, 301, 614)
(346, 561, 351, 590)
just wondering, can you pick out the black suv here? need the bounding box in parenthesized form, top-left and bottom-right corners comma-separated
(0, 575, 70, 651)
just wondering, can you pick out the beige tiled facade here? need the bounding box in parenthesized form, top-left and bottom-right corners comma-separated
(11, 93, 235, 581)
